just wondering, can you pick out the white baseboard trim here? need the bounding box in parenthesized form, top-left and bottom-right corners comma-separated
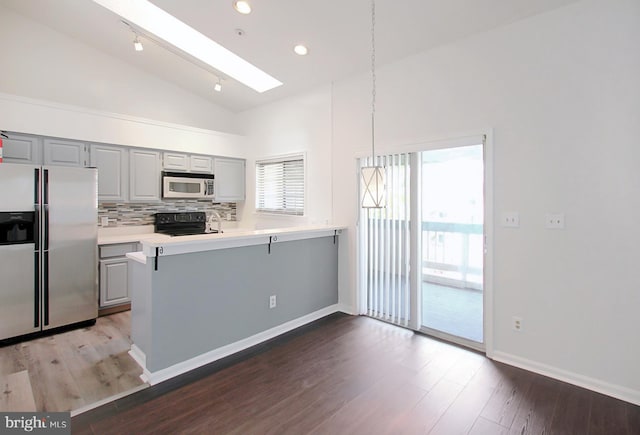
(492, 351, 640, 406)
(128, 344, 153, 384)
(128, 344, 146, 368)
(336, 303, 356, 315)
(139, 304, 343, 386)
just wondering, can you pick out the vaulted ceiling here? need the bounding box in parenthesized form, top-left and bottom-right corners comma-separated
(2, 0, 579, 112)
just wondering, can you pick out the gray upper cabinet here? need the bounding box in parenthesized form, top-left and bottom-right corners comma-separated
(163, 152, 189, 171)
(190, 155, 213, 173)
(130, 149, 161, 201)
(1, 133, 42, 164)
(214, 158, 245, 202)
(44, 138, 88, 167)
(90, 144, 128, 201)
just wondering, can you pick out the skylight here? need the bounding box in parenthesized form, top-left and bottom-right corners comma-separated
(92, 0, 282, 93)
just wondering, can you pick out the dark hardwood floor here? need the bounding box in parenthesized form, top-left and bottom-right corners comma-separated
(72, 313, 640, 434)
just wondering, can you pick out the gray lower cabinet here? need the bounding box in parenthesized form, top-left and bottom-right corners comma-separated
(99, 242, 138, 308)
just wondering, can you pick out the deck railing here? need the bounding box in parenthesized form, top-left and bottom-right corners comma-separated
(363, 217, 484, 291)
(421, 221, 483, 290)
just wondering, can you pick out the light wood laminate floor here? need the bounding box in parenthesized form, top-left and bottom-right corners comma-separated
(0, 312, 145, 413)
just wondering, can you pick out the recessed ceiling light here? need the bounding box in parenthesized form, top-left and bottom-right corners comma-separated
(93, 0, 281, 93)
(294, 44, 308, 56)
(233, 1, 251, 15)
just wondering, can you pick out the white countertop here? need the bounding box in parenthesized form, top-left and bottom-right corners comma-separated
(97, 222, 243, 245)
(99, 225, 346, 258)
(139, 225, 346, 258)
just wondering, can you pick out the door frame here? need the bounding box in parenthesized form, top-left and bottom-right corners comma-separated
(356, 130, 494, 357)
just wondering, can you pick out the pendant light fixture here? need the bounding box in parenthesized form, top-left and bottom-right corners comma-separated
(361, 0, 385, 208)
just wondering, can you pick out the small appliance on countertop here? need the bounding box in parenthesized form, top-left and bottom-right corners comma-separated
(154, 211, 220, 236)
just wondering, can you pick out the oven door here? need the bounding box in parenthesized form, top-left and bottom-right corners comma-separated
(162, 176, 212, 199)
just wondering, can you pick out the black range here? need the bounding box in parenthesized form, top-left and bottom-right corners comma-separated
(154, 211, 209, 236)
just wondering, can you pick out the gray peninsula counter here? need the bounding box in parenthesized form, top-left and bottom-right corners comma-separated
(126, 226, 344, 384)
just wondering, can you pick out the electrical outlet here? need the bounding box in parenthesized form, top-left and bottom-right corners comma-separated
(226, 213, 232, 221)
(513, 316, 523, 332)
(269, 295, 277, 309)
(501, 212, 520, 228)
(545, 213, 565, 229)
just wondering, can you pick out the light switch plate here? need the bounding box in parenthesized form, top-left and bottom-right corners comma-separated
(501, 212, 520, 228)
(101, 216, 109, 227)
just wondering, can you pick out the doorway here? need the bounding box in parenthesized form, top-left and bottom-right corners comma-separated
(358, 135, 490, 352)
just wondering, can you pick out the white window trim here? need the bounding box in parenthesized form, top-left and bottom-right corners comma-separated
(255, 152, 306, 217)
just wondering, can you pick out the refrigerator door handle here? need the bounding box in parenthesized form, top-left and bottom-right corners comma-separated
(43, 205, 49, 251)
(34, 168, 40, 250)
(43, 251, 49, 326)
(34, 168, 40, 204)
(43, 169, 49, 205)
(34, 252, 40, 328)
(34, 205, 40, 251)
(43, 169, 49, 251)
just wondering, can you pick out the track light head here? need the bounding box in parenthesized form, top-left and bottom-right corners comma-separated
(133, 36, 143, 51)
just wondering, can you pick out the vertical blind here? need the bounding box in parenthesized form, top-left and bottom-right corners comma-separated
(360, 153, 411, 327)
(256, 157, 305, 215)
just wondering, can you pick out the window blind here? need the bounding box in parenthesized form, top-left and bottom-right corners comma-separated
(359, 153, 411, 327)
(256, 157, 304, 215)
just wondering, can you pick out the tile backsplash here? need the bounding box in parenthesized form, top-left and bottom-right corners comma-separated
(98, 200, 236, 227)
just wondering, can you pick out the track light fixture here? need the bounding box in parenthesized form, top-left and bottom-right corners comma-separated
(214, 78, 222, 92)
(133, 35, 143, 51)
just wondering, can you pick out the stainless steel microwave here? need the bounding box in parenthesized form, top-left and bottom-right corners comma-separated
(162, 171, 215, 199)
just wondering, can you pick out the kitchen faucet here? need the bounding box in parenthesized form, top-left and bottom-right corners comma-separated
(208, 210, 223, 233)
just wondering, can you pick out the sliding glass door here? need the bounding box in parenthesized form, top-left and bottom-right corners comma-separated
(420, 145, 484, 344)
(358, 137, 488, 350)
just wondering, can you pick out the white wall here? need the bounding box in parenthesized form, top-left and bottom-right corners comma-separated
(0, 4, 240, 137)
(237, 86, 333, 229)
(331, 0, 640, 404)
(0, 93, 246, 158)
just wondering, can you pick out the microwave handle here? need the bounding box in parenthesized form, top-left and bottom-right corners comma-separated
(205, 179, 214, 196)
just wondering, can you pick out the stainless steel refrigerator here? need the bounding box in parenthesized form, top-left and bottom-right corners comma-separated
(0, 163, 98, 341)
